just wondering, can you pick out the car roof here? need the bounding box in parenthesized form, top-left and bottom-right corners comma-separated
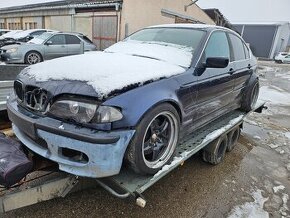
(149, 23, 236, 33)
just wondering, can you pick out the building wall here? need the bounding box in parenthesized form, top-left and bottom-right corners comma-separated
(120, 0, 215, 39)
(234, 23, 290, 59)
(271, 23, 290, 57)
(45, 15, 72, 32)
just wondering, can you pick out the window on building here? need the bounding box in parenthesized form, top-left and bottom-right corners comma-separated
(229, 33, 246, 61)
(65, 35, 81, 44)
(25, 22, 37, 30)
(204, 31, 230, 59)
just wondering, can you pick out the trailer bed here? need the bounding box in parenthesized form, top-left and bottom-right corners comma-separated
(0, 102, 266, 212)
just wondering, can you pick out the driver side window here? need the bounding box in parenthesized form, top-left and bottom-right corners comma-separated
(49, 35, 65, 45)
(204, 31, 230, 60)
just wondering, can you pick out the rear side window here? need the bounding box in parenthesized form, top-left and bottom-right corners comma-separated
(31, 30, 46, 37)
(243, 44, 250, 59)
(204, 31, 230, 59)
(49, 34, 66, 45)
(65, 35, 81, 44)
(229, 34, 246, 61)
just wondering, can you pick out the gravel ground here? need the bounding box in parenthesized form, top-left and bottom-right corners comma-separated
(3, 61, 290, 218)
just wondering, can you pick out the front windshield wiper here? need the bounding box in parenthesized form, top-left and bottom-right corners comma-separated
(131, 54, 162, 61)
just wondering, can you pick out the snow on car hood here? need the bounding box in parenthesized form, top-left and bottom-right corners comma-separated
(106, 40, 193, 68)
(24, 51, 187, 98)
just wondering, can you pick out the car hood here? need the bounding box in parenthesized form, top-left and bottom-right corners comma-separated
(1, 44, 21, 50)
(20, 51, 187, 99)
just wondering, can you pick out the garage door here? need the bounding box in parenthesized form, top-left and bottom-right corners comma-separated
(93, 16, 118, 50)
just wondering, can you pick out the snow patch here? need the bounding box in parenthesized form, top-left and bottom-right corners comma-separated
(273, 185, 285, 193)
(25, 51, 186, 98)
(202, 115, 244, 144)
(105, 40, 193, 68)
(285, 132, 290, 140)
(259, 86, 290, 105)
(152, 156, 183, 179)
(228, 190, 269, 218)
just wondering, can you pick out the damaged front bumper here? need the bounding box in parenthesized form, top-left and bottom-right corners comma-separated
(7, 97, 135, 178)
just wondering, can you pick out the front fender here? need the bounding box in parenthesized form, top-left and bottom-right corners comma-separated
(104, 77, 183, 129)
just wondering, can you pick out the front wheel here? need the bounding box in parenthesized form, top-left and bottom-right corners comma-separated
(125, 103, 180, 175)
(25, 51, 43, 65)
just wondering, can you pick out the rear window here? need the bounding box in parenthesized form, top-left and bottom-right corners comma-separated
(229, 34, 246, 61)
(80, 35, 93, 44)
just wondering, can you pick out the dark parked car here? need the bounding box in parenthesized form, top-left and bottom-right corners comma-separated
(7, 24, 259, 178)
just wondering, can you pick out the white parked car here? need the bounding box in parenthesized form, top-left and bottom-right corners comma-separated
(274, 52, 290, 63)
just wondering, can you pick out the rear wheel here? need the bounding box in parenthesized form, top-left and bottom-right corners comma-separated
(241, 79, 259, 112)
(25, 51, 42, 65)
(125, 103, 180, 175)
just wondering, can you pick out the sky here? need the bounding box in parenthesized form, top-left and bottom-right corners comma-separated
(0, 0, 61, 8)
(197, 0, 290, 23)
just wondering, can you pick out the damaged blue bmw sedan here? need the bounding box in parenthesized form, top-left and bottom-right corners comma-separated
(7, 24, 259, 178)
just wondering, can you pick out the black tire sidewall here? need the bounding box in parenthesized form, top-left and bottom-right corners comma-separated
(241, 79, 259, 112)
(126, 103, 180, 174)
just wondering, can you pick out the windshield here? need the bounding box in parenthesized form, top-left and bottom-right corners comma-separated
(28, 32, 53, 44)
(106, 28, 206, 68)
(127, 28, 205, 50)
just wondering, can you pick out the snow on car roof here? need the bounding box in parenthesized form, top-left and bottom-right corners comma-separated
(11, 29, 50, 39)
(149, 23, 232, 32)
(24, 51, 187, 98)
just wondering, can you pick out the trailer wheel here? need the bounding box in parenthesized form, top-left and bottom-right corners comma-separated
(227, 127, 241, 152)
(202, 135, 228, 165)
(125, 103, 180, 175)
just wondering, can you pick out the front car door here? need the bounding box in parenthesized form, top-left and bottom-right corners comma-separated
(43, 34, 67, 60)
(193, 30, 235, 129)
(65, 34, 82, 55)
(228, 33, 252, 106)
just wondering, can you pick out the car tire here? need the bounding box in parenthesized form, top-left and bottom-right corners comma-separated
(202, 135, 228, 165)
(24, 51, 43, 65)
(125, 103, 180, 175)
(226, 127, 241, 152)
(241, 79, 259, 112)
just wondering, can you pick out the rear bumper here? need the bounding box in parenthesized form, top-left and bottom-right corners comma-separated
(7, 96, 135, 178)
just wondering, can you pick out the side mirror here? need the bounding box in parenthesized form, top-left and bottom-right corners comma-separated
(204, 57, 229, 68)
(45, 41, 52, 46)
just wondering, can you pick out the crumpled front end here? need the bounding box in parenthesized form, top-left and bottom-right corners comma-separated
(7, 96, 135, 178)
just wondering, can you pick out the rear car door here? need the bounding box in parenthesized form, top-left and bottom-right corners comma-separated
(44, 34, 67, 60)
(65, 34, 82, 56)
(228, 33, 252, 104)
(194, 31, 235, 127)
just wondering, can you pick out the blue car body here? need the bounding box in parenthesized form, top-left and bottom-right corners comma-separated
(7, 24, 258, 178)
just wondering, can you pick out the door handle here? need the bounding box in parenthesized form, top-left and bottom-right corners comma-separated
(247, 64, 252, 69)
(228, 68, 235, 75)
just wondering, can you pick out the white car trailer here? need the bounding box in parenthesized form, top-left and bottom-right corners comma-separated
(0, 102, 266, 213)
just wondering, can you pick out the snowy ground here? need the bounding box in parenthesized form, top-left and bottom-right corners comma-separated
(4, 61, 290, 218)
